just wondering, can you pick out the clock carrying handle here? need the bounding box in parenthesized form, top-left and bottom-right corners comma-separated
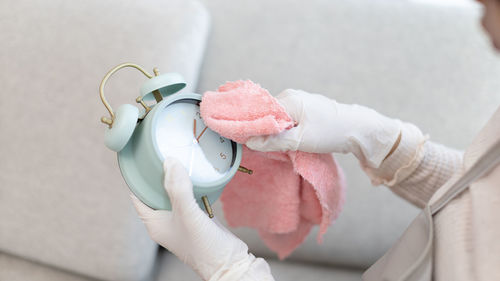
(99, 63, 155, 128)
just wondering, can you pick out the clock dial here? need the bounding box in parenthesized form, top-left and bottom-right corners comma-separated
(155, 100, 233, 184)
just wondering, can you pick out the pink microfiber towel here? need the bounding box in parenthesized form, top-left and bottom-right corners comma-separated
(200, 80, 346, 259)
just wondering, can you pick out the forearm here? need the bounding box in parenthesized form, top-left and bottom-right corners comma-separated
(362, 123, 464, 208)
(387, 141, 463, 207)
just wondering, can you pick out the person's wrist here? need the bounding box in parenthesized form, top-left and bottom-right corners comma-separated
(355, 117, 402, 168)
(384, 131, 402, 161)
(361, 122, 427, 186)
(206, 252, 256, 281)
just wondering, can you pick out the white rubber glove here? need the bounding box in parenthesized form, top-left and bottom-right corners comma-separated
(131, 157, 274, 281)
(246, 89, 402, 168)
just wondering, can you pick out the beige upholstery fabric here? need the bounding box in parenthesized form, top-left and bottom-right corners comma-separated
(2, 248, 361, 281)
(154, 251, 362, 281)
(0, 252, 97, 281)
(198, 0, 500, 268)
(0, 0, 209, 280)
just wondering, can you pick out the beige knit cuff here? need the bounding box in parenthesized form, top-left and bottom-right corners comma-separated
(361, 122, 428, 186)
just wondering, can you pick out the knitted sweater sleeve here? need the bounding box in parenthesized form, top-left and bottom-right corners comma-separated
(361, 122, 464, 208)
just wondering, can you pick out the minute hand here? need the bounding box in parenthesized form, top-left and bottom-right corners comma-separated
(196, 126, 208, 142)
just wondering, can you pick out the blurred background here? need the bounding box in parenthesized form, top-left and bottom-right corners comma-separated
(1, 0, 499, 280)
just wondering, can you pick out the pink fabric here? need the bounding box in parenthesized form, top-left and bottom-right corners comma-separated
(200, 80, 346, 259)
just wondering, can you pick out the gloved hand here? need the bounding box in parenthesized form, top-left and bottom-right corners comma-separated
(245, 89, 402, 168)
(131, 157, 274, 281)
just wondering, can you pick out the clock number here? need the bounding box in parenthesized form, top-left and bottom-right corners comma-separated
(196, 111, 201, 118)
(219, 137, 225, 143)
(220, 152, 227, 160)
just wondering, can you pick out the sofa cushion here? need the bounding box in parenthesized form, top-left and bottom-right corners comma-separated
(0, 0, 209, 280)
(0, 253, 94, 281)
(156, 250, 362, 281)
(199, 0, 500, 268)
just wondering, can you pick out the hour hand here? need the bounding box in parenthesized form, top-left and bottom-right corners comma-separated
(193, 119, 197, 140)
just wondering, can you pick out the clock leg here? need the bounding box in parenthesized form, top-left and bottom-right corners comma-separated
(201, 196, 214, 218)
(238, 166, 253, 175)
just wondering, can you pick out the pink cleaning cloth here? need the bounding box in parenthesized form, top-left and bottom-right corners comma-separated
(200, 80, 346, 259)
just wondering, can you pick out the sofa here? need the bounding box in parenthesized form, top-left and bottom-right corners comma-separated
(1, 0, 499, 280)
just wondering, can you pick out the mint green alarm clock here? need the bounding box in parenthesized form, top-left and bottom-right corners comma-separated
(99, 63, 251, 217)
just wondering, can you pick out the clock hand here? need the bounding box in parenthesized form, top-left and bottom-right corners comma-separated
(190, 118, 199, 177)
(196, 126, 208, 142)
(193, 119, 197, 139)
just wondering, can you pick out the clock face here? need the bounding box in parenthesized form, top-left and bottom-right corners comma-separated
(154, 99, 234, 184)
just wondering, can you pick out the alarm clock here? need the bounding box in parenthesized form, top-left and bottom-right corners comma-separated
(99, 63, 252, 217)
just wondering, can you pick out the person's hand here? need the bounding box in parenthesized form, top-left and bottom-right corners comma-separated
(245, 89, 402, 168)
(131, 157, 273, 281)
